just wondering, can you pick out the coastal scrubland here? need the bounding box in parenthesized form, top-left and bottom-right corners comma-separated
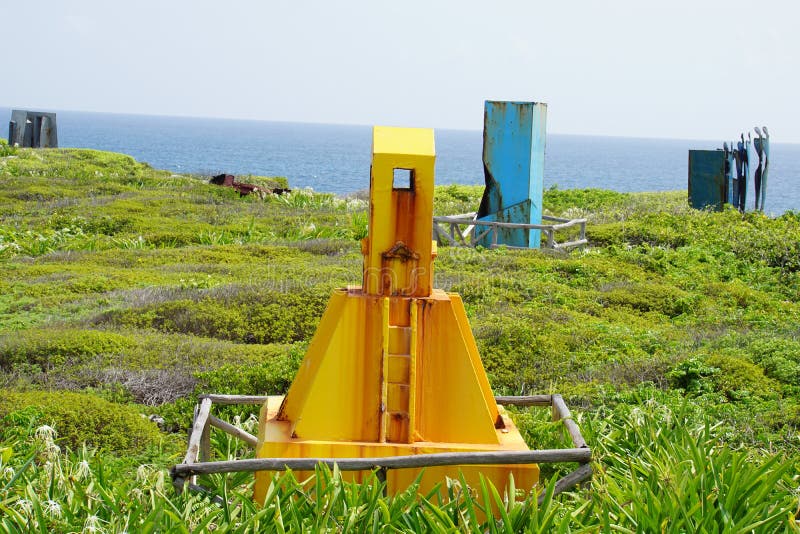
(0, 141, 798, 532)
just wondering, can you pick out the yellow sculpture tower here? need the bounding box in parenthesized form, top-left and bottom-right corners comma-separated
(254, 126, 538, 501)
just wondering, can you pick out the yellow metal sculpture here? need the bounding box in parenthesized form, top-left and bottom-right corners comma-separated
(254, 126, 538, 501)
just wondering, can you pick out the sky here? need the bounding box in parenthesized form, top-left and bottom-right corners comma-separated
(3, 0, 800, 142)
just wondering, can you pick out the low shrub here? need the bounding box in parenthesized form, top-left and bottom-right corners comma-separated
(432, 184, 483, 215)
(543, 187, 627, 214)
(0, 137, 16, 157)
(94, 290, 328, 344)
(195, 345, 303, 397)
(0, 328, 134, 371)
(598, 281, 694, 317)
(706, 353, 781, 400)
(667, 357, 719, 394)
(0, 389, 163, 452)
(747, 338, 800, 388)
(153, 344, 305, 431)
(588, 220, 689, 248)
(236, 174, 289, 190)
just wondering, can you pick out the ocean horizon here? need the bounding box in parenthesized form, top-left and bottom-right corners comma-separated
(3, 107, 799, 215)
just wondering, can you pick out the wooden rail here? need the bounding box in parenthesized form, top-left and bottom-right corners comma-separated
(432, 213, 588, 250)
(171, 394, 592, 505)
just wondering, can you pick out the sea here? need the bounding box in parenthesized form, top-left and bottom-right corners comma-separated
(3, 107, 799, 215)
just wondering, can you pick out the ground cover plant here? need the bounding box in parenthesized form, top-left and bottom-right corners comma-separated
(1, 145, 798, 531)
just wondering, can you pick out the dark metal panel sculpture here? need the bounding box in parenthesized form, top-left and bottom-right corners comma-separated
(688, 150, 727, 210)
(7, 110, 58, 148)
(753, 126, 770, 211)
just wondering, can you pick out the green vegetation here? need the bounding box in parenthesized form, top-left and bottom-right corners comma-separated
(0, 147, 798, 531)
(0, 390, 168, 453)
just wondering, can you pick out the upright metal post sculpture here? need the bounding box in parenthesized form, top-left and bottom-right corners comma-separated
(688, 150, 727, 210)
(753, 126, 770, 211)
(732, 134, 750, 212)
(762, 126, 770, 211)
(8, 110, 58, 148)
(253, 126, 538, 502)
(723, 142, 735, 206)
(476, 101, 547, 248)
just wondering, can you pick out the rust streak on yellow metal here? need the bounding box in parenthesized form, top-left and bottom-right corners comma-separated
(408, 300, 418, 444)
(380, 297, 389, 443)
(255, 126, 539, 502)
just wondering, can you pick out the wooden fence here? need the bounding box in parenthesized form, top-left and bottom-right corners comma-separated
(432, 213, 588, 250)
(171, 393, 592, 504)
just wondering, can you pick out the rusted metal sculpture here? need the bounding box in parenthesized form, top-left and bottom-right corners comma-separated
(171, 125, 593, 506)
(253, 125, 541, 499)
(209, 174, 290, 198)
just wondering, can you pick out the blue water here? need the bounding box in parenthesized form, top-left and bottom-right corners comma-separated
(3, 107, 799, 215)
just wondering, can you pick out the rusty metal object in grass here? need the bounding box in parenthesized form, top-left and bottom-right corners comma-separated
(209, 174, 290, 198)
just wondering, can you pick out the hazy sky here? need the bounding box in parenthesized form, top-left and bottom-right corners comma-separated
(4, 0, 799, 142)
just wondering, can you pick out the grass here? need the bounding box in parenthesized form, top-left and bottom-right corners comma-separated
(0, 145, 798, 530)
(0, 396, 796, 532)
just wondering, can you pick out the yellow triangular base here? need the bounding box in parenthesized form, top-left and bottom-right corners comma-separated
(254, 289, 539, 501)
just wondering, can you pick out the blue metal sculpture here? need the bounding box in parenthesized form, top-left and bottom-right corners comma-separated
(476, 101, 547, 248)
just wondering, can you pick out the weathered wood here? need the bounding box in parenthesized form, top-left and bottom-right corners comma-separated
(537, 463, 593, 505)
(552, 394, 571, 421)
(554, 239, 588, 249)
(432, 224, 452, 245)
(209, 415, 259, 447)
(562, 418, 588, 449)
(473, 227, 491, 244)
(173, 393, 593, 497)
(494, 395, 552, 406)
(183, 398, 212, 466)
(433, 216, 587, 231)
(200, 420, 211, 463)
(545, 229, 555, 248)
(542, 215, 571, 223)
(432, 215, 588, 251)
(172, 448, 592, 482)
(198, 394, 269, 405)
(552, 395, 588, 449)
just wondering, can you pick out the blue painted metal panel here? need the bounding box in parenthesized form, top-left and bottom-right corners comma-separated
(477, 101, 546, 248)
(688, 150, 726, 211)
(476, 200, 532, 247)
